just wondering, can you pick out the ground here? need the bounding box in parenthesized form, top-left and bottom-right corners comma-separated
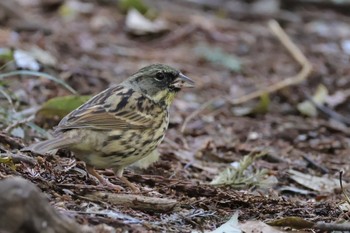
(0, 0, 350, 232)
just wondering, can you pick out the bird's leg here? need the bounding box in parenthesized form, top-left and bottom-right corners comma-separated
(86, 165, 124, 192)
(119, 176, 140, 193)
(113, 167, 140, 193)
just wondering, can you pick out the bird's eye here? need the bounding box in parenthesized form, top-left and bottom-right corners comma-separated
(155, 72, 165, 81)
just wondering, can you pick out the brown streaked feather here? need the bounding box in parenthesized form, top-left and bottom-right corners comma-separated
(24, 135, 81, 155)
(56, 106, 152, 131)
(54, 85, 160, 134)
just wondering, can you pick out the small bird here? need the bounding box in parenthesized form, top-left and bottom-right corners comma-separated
(26, 64, 194, 192)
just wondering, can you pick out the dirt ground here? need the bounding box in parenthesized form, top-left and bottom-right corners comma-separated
(1, 0, 350, 232)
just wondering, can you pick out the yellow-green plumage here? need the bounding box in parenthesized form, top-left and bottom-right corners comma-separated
(25, 64, 194, 192)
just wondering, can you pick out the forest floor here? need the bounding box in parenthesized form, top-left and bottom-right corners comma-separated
(1, 0, 350, 232)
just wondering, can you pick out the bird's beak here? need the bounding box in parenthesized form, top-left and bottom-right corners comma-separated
(172, 73, 195, 89)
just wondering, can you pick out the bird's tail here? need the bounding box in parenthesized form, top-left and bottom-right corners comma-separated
(23, 136, 76, 155)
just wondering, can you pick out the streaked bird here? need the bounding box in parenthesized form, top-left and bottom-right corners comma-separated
(25, 64, 194, 192)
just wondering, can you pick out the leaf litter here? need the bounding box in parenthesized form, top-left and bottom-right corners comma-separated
(0, 0, 350, 232)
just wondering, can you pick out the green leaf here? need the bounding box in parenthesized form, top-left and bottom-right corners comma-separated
(0, 155, 16, 170)
(252, 92, 270, 114)
(0, 48, 13, 62)
(37, 95, 91, 119)
(211, 213, 240, 233)
(231, 93, 270, 116)
(119, 0, 150, 15)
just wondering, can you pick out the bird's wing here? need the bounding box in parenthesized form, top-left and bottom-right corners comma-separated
(54, 85, 159, 133)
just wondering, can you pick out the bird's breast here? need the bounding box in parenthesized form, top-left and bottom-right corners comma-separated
(66, 109, 169, 169)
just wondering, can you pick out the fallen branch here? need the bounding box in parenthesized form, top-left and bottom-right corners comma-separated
(84, 192, 177, 212)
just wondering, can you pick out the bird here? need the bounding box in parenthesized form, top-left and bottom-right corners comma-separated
(25, 64, 195, 192)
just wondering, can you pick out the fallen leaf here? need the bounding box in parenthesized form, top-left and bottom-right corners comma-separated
(29, 46, 57, 66)
(0, 47, 13, 62)
(267, 216, 314, 229)
(240, 220, 286, 233)
(232, 93, 270, 116)
(37, 95, 91, 119)
(297, 84, 328, 117)
(209, 212, 240, 233)
(14, 50, 40, 71)
(325, 89, 350, 108)
(125, 9, 168, 35)
(288, 169, 342, 192)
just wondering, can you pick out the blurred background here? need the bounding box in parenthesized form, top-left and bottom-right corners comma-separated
(1, 0, 350, 232)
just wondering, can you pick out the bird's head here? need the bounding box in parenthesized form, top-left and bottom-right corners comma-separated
(125, 64, 195, 106)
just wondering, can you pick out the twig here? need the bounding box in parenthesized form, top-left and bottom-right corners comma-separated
(159, 25, 197, 47)
(0, 131, 25, 149)
(0, 70, 77, 94)
(0, 152, 36, 165)
(57, 183, 120, 192)
(0, 87, 14, 108)
(62, 210, 142, 224)
(314, 222, 350, 232)
(228, 20, 312, 105)
(85, 192, 177, 212)
(339, 171, 350, 205)
(4, 115, 35, 133)
(181, 97, 221, 133)
(267, 216, 350, 231)
(284, 0, 350, 8)
(302, 154, 328, 174)
(304, 89, 350, 126)
(181, 20, 312, 132)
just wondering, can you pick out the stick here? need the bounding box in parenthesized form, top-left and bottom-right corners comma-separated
(181, 20, 312, 131)
(5, 115, 35, 134)
(0, 152, 36, 165)
(315, 222, 350, 232)
(181, 97, 220, 132)
(228, 20, 312, 105)
(0, 131, 25, 149)
(85, 192, 177, 212)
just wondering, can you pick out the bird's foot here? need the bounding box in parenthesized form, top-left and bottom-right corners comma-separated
(86, 165, 124, 192)
(119, 176, 140, 193)
(99, 178, 124, 192)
